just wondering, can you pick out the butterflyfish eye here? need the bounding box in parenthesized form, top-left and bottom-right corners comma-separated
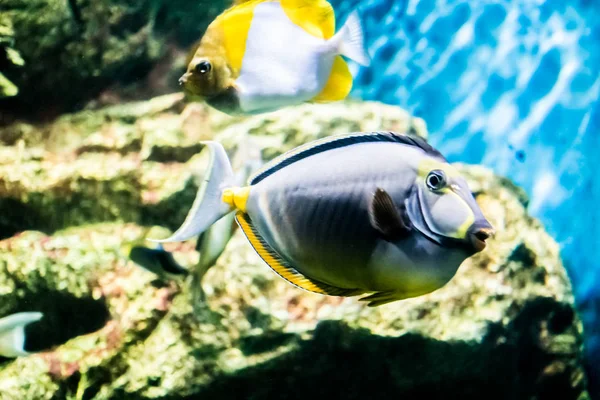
(426, 170, 447, 191)
(195, 61, 212, 74)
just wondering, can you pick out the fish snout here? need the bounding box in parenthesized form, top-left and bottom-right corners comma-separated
(178, 74, 189, 86)
(467, 222, 495, 253)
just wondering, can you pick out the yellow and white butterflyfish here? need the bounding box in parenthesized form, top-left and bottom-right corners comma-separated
(179, 0, 371, 115)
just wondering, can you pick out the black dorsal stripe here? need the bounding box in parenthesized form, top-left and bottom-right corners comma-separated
(249, 131, 446, 185)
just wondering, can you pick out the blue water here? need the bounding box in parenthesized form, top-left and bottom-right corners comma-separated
(331, 0, 600, 389)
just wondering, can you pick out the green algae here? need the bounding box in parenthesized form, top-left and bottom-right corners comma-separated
(0, 0, 229, 117)
(0, 14, 21, 98)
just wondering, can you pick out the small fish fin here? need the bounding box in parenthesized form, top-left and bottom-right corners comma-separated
(196, 212, 238, 269)
(332, 11, 370, 66)
(359, 291, 405, 307)
(281, 0, 335, 39)
(236, 212, 363, 297)
(149, 142, 234, 243)
(369, 188, 411, 241)
(194, 232, 206, 251)
(154, 250, 189, 276)
(360, 285, 440, 307)
(190, 264, 209, 312)
(129, 246, 189, 277)
(250, 131, 435, 185)
(0, 312, 43, 358)
(311, 56, 352, 103)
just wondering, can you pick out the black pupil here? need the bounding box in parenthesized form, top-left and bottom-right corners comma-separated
(428, 172, 444, 189)
(197, 62, 210, 74)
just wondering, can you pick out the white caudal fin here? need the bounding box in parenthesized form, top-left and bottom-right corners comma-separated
(334, 11, 371, 67)
(149, 141, 235, 243)
(0, 312, 43, 358)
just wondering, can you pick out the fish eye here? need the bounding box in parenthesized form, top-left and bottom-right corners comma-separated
(426, 170, 447, 191)
(195, 61, 212, 74)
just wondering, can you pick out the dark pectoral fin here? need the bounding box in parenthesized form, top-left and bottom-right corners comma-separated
(206, 85, 242, 115)
(369, 188, 411, 241)
(235, 212, 364, 297)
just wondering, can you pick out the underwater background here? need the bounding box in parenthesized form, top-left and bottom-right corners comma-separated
(0, 0, 599, 398)
(331, 0, 600, 392)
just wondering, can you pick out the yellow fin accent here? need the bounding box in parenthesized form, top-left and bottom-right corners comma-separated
(280, 0, 335, 39)
(311, 56, 352, 103)
(235, 212, 364, 297)
(222, 186, 251, 213)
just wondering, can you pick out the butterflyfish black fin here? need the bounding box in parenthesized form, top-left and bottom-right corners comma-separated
(235, 212, 364, 297)
(369, 188, 411, 241)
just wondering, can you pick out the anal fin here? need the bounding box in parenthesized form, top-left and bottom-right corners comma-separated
(359, 286, 433, 307)
(235, 212, 363, 297)
(358, 291, 405, 307)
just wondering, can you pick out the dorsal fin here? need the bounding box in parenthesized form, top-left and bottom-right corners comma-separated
(249, 131, 446, 185)
(281, 0, 335, 39)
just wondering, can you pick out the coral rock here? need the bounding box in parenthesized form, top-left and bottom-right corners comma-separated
(0, 97, 589, 399)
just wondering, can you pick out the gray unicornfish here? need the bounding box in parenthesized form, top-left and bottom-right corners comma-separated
(0, 312, 43, 358)
(150, 131, 494, 307)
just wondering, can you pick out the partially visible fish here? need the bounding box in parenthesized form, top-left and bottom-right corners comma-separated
(128, 138, 263, 307)
(190, 137, 264, 307)
(180, 0, 370, 115)
(0, 312, 43, 358)
(127, 243, 189, 279)
(151, 131, 494, 307)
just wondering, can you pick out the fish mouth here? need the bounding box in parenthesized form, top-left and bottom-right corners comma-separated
(467, 224, 495, 253)
(178, 73, 188, 86)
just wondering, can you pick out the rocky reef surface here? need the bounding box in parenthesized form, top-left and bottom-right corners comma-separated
(0, 96, 590, 399)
